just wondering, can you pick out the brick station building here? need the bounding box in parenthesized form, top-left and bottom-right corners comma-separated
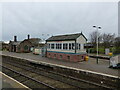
(18, 35, 40, 53)
(9, 36, 21, 52)
(46, 32, 87, 62)
(9, 35, 41, 53)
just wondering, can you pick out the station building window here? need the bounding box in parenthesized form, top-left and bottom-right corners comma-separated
(56, 43, 62, 49)
(69, 43, 72, 50)
(63, 43, 68, 50)
(56, 44, 58, 49)
(59, 44, 62, 49)
(76, 43, 79, 50)
(58, 44, 59, 49)
(79, 44, 81, 50)
(24, 45, 29, 50)
(51, 44, 54, 49)
(72, 43, 75, 50)
(63, 44, 64, 49)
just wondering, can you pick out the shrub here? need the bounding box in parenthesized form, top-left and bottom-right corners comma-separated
(99, 48, 104, 54)
(113, 47, 120, 54)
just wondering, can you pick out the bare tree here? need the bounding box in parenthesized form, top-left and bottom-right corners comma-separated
(114, 37, 120, 48)
(89, 31, 102, 48)
(114, 37, 120, 54)
(102, 33, 115, 48)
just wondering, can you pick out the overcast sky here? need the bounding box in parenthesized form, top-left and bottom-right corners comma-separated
(1, 2, 118, 42)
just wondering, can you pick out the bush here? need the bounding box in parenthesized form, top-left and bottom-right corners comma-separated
(87, 48, 96, 53)
(113, 47, 120, 54)
(99, 48, 105, 54)
(87, 47, 120, 55)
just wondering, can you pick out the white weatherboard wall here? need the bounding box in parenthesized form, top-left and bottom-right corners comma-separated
(47, 35, 87, 54)
(47, 40, 75, 53)
(76, 35, 87, 53)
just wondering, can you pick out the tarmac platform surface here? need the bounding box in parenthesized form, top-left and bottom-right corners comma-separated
(1, 51, 120, 77)
(1, 71, 30, 89)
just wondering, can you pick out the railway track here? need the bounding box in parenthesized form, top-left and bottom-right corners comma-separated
(2, 65, 56, 89)
(2, 58, 112, 89)
(2, 64, 77, 89)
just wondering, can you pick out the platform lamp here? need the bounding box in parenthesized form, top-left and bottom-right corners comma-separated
(93, 26, 101, 64)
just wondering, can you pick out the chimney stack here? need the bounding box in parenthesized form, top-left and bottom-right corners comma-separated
(28, 34, 30, 39)
(14, 36, 17, 42)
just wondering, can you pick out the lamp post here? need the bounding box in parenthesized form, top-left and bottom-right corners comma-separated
(93, 26, 101, 64)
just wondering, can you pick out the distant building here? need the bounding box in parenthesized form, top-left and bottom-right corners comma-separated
(18, 35, 41, 53)
(9, 35, 41, 53)
(46, 32, 87, 62)
(2, 42, 9, 51)
(32, 43, 45, 55)
(9, 36, 21, 52)
(0, 41, 3, 50)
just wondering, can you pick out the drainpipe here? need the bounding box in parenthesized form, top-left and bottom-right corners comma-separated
(45, 41, 47, 57)
(75, 39, 76, 53)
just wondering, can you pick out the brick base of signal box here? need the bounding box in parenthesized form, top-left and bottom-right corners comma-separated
(46, 52, 87, 62)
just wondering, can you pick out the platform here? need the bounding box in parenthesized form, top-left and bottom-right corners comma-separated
(0, 71, 30, 89)
(1, 51, 120, 77)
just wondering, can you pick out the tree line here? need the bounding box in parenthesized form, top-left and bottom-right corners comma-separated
(89, 31, 120, 54)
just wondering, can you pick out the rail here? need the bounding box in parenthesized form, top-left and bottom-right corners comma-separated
(2, 58, 113, 89)
(1, 65, 57, 89)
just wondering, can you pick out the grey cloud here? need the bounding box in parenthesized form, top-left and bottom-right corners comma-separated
(2, 2, 118, 42)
